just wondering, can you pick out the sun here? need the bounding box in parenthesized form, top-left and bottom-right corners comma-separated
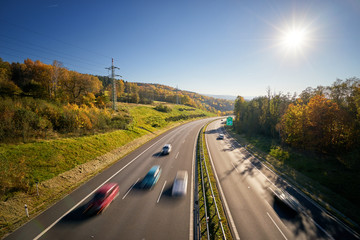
(279, 27, 310, 54)
(283, 29, 306, 49)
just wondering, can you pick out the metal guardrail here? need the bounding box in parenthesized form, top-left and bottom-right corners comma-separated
(199, 133, 210, 239)
(198, 127, 226, 240)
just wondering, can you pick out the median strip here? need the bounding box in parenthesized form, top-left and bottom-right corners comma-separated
(196, 123, 233, 240)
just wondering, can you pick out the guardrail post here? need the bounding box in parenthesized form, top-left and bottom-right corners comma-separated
(25, 204, 29, 217)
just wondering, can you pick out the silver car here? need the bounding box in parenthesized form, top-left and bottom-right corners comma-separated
(172, 171, 188, 196)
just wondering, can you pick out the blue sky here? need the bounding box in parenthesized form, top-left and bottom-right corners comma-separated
(1, 0, 360, 97)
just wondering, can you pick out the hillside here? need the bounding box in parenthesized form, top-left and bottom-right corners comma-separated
(0, 57, 233, 114)
(0, 102, 215, 237)
(97, 76, 234, 114)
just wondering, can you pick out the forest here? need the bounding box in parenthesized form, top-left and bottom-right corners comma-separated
(0, 58, 233, 143)
(233, 77, 360, 161)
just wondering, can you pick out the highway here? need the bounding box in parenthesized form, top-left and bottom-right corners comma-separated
(6, 117, 359, 240)
(6, 118, 212, 240)
(205, 119, 359, 240)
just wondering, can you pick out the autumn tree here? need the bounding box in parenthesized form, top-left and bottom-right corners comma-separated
(59, 71, 102, 104)
(0, 58, 22, 96)
(280, 99, 308, 148)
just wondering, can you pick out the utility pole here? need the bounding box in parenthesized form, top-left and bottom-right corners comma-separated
(106, 58, 120, 110)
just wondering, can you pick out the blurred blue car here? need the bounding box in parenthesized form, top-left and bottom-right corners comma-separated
(141, 165, 162, 189)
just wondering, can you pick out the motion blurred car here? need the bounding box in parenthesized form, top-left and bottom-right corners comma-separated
(218, 134, 224, 140)
(270, 187, 303, 213)
(161, 144, 172, 155)
(172, 171, 188, 196)
(83, 183, 119, 215)
(141, 165, 162, 189)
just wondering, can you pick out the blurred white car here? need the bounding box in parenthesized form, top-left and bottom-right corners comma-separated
(218, 134, 224, 140)
(172, 171, 188, 196)
(162, 144, 172, 155)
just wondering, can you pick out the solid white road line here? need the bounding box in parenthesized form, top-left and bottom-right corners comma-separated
(122, 178, 140, 199)
(157, 181, 167, 203)
(267, 212, 288, 240)
(33, 134, 169, 240)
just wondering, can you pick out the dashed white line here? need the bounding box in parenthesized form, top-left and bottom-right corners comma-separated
(228, 137, 336, 239)
(33, 134, 169, 240)
(122, 178, 140, 199)
(267, 212, 288, 240)
(231, 162, 239, 173)
(157, 181, 167, 203)
(175, 152, 179, 159)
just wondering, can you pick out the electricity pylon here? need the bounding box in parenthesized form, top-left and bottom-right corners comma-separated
(106, 58, 120, 110)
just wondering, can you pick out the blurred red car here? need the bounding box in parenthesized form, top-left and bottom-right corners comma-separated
(84, 183, 119, 215)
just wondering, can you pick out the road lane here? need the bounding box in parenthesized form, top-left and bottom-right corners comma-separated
(206, 120, 327, 239)
(206, 119, 359, 240)
(6, 118, 212, 240)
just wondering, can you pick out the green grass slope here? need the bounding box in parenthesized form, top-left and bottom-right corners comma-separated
(0, 102, 214, 238)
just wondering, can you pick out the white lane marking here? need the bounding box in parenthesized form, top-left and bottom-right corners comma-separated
(205, 130, 241, 240)
(34, 134, 169, 240)
(122, 178, 140, 199)
(157, 181, 167, 203)
(267, 212, 288, 240)
(231, 162, 239, 173)
(175, 152, 179, 159)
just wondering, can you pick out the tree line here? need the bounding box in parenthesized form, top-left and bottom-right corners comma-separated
(233, 78, 360, 154)
(0, 57, 234, 142)
(0, 58, 233, 113)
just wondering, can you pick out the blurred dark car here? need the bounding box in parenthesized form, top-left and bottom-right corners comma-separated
(141, 165, 162, 189)
(84, 183, 119, 215)
(161, 144, 172, 155)
(270, 187, 303, 214)
(218, 134, 224, 140)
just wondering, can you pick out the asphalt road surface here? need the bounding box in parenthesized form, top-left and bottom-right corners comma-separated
(6, 118, 212, 240)
(205, 119, 359, 240)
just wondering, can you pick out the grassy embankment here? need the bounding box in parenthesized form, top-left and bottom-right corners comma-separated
(226, 126, 360, 231)
(197, 123, 232, 240)
(0, 102, 215, 238)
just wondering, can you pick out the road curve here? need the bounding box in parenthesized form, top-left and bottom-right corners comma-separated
(6, 118, 213, 240)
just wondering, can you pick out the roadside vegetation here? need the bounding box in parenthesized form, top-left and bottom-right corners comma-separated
(0, 102, 214, 238)
(233, 77, 360, 229)
(197, 124, 232, 240)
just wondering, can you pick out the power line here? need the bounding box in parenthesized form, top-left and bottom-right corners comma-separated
(1, 19, 121, 63)
(0, 34, 106, 67)
(0, 46, 102, 74)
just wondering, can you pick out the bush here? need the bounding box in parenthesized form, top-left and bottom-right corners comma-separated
(269, 146, 290, 161)
(145, 116, 166, 128)
(111, 113, 133, 129)
(154, 104, 172, 113)
(0, 97, 137, 143)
